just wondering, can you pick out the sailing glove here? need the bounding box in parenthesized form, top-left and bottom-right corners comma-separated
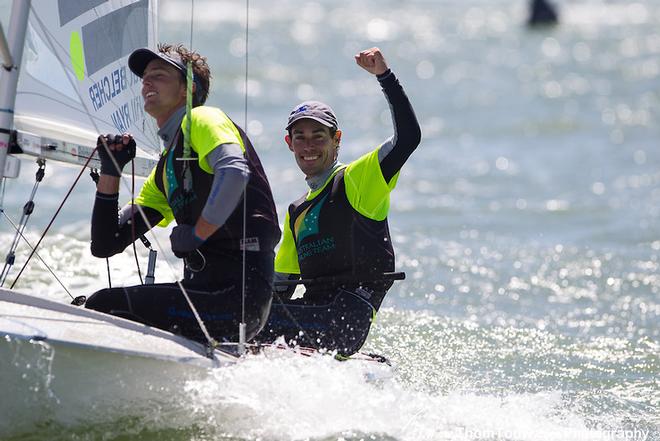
(97, 134, 136, 177)
(170, 224, 205, 258)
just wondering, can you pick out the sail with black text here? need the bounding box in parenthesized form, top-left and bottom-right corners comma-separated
(11, 0, 160, 176)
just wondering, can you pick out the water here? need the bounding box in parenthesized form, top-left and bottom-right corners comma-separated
(1, 0, 658, 439)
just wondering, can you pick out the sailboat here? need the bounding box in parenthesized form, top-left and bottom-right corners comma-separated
(0, 0, 392, 419)
(1, 0, 241, 384)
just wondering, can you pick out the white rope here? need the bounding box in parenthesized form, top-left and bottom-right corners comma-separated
(238, 0, 251, 355)
(175, 0, 218, 350)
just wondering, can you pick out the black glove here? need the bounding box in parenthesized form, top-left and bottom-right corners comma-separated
(170, 224, 205, 258)
(97, 134, 136, 177)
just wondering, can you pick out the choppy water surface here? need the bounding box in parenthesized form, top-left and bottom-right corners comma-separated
(0, 0, 658, 440)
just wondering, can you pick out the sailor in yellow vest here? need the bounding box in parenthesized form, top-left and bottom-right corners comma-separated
(85, 44, 280, 343)
(258, 47, 421, 356)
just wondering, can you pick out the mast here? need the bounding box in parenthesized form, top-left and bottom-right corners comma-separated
(0, 0, 30, 183)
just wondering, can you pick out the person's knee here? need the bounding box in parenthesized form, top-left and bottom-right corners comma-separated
(84, 288, 127, 313)
(84, 289, 110, 311)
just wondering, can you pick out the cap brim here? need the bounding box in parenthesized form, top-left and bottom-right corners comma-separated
(286, 115, 335, 130)
(128, 48, 185, 78)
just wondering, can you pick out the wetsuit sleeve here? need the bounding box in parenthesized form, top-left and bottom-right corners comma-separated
(274, 210, 300, 274)
(343, 70, 420, 221)
(90, 192, 163, 258)
(133, 167, 174, 227)
(200, 144, 250, 226)
(375, 69, 422, 183)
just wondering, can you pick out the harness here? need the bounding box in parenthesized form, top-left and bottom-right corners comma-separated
(288, 168, 395, 299)
(154, 116, 280, 255)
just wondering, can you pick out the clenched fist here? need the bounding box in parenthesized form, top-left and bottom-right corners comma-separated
(354, 47, 389, 76)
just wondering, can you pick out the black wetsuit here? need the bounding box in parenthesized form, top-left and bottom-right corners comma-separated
(85, 112, 280, 343)
(258, 70, 421, 356)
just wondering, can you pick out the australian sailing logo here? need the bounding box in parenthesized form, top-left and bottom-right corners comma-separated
(164, 148, 197, 217)
(298, 237, 336, 262)
(295, 194, 327, 242)
(168, 191, 197, 218)
(294, 194, 336, 261)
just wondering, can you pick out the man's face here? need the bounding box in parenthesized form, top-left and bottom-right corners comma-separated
(285, 119, 341, 178)
(141, 59, 186, 126)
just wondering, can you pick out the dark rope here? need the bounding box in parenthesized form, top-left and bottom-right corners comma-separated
(10, 148, 97, 289)
(106, 258, 112, 288)
(130, 160, 143, 284)
(0, 210, 74, 299)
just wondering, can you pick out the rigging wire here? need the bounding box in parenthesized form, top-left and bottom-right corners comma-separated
(0, 210, 74, 299)
(239, 1, 316, 350)
(238, 0, 251, 353)
(130, 160, 144, 284)
(10, 149, 96, 289)
(9, 4, 160, 291)
(5, 140, 216, 353)
(238, 0, 313, 351)
(0, 159, 45, 286)
(272, 292, 320, 350)
(8, 4, 181, 295)
(89, 168, 114, 288)
(0, 173, 7, 211)
(106, 258, 112, 288)
(177, 0, 219, 352)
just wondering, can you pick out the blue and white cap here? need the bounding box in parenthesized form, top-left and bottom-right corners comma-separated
(286, 101, 338, 130)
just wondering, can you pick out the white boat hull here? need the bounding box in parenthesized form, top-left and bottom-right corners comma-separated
(0, 288, 238, 436)
(0, 289, 393, 436)
(0, 288, 238, 366)
(1, 335, 215, 436)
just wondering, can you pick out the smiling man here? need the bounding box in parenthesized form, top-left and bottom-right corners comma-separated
(258, 47, 421, 356)
(84, 44, 280, 344)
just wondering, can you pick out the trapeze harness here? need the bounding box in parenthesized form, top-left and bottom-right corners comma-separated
(262, 166, 395, 356)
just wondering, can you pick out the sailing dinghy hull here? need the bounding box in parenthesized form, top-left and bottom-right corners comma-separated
(0, 288, 393, 436)
(0, 288, 238, 367)
(0, 288, 239, 435)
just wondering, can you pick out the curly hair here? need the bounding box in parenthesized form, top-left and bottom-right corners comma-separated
(157, 43, 211, 106)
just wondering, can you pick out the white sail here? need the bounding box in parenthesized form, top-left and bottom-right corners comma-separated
(12, 0, 160, 173)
